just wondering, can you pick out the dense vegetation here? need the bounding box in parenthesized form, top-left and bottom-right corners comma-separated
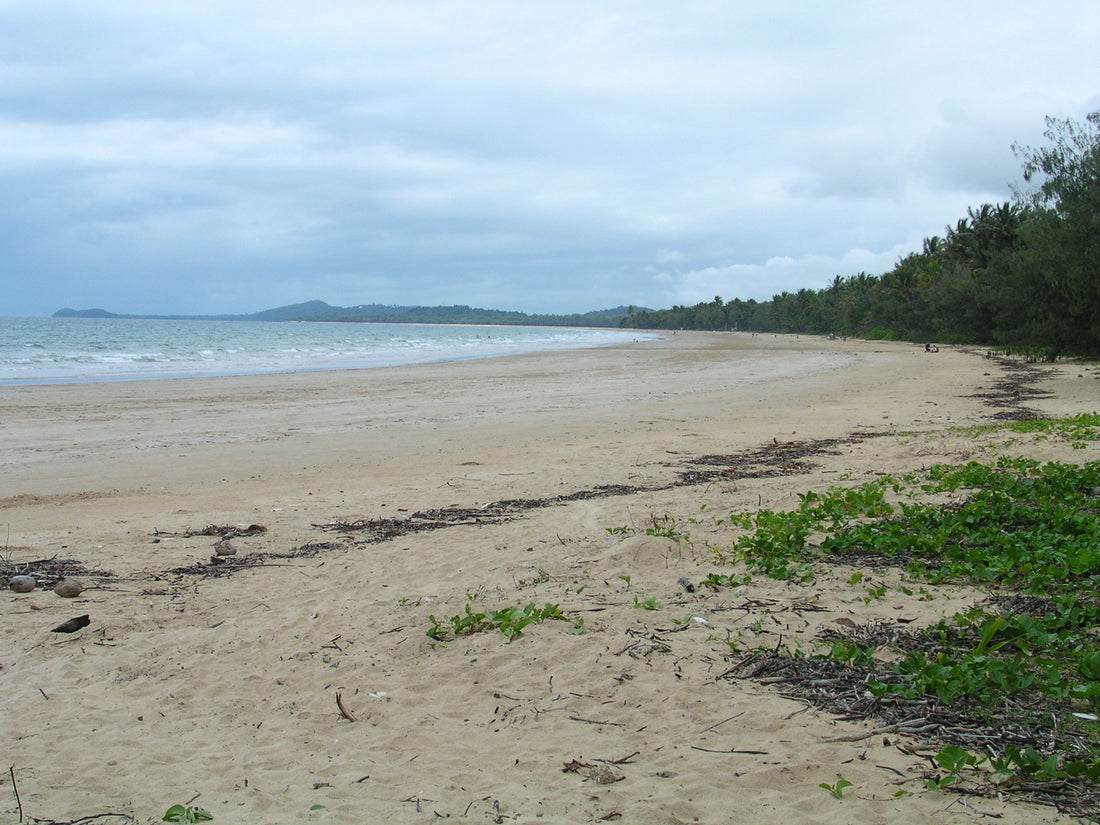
(709, 418, 1100, 815)
(624, 111, 1100, 359)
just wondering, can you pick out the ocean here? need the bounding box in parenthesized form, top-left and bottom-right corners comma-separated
(0, 317, 657, 385)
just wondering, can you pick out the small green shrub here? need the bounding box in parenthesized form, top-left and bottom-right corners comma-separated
(163, 806, 212, 823)
(427, 598, 569, 642)
(819, 778, 852, 798)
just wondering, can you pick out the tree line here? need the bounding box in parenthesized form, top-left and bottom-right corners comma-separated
(624, 111, 1100, 359)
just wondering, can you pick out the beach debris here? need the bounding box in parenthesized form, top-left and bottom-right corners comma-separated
(318, 436, 893, 550)
(214, 539, 237, 556)
(562, 759, 625, 784)
(170, 541, 338, 578)
(197, 523, 266, 537)
(314, 436, 892, 548)
(677, 576, 695, 593)
(316, 485, 643, 543)
(968, 357, 1051, 421)
(1, 556, 110, 591)
(53, 577, 84, 598)
(156, 523, 267, 539)
(335, 691, 357, 722)
(615, 628, 672, 659)
(588, 765, 622, 785)
(51, 614, 91, 633)
(9, 575, 36, 593)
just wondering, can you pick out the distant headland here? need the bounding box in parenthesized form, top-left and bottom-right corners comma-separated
(52, 300, 643, 328)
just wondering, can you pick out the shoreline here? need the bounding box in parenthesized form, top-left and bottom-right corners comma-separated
(3, 331, 1098, 824)
(0, 317, 654, 387)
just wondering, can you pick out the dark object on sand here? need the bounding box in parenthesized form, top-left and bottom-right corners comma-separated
(51, 614, 91, 633)
(677, 576, 696, 594)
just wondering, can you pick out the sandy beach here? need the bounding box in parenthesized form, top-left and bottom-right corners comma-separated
(2, 331, 1098, 824)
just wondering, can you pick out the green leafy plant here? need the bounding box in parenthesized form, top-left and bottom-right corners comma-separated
(645, 513, 693, 549)
(925, 746, 986, 790)
(492, 603, 566, 640)
(1000, 746, 1100, 783)
(702, 572, 750, 589)
(427, 598, 569, 641)
(999, 413, 1100, 449)
(163, 805, 213, 823)
(517, 568, 551, 587)
(605, 525, 635, 536)
(728, 454, 1100, 600)
(633, 595, 663, 611)
(862, 583, 888, 603)
(827, 638, 874, 667)
(819, 778, 852, 799)
(427, 597, 488, 640)
(716, 440, 1100, 811)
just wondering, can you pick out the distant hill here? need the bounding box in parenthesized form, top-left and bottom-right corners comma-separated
(52, 301, 644, 328)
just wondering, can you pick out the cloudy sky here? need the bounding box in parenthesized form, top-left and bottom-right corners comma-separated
(2, 1, 1097, 317)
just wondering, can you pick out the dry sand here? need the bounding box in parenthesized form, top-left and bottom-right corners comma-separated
(2, 331, 1098, 824)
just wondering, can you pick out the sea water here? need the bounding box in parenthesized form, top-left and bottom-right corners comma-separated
(0, 317, 656, 385)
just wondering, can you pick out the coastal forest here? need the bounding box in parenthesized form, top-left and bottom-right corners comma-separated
(624, 111, 1100, 359)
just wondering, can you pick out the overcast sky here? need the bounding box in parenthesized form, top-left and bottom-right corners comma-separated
(1, 1, 1097, 317)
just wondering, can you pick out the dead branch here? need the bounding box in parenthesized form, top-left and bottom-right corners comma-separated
(335, 691, 357, 722)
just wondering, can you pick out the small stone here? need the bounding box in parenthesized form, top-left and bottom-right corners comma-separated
(214, 540, 237, 556)
(9, 575, 36, 593)
(54, 578, 84, 598)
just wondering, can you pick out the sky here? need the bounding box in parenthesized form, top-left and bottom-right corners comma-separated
(1, 1, 1098, 317)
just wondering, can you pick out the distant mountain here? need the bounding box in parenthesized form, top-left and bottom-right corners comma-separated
(53, 307, 118, 319)
(53, 301, 645, 328)
(53, 307, 242, 321)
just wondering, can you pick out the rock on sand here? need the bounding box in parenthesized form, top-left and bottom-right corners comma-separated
(54, 578, 84, 598)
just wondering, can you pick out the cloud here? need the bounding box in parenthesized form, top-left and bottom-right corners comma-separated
(653, 244, 917, 308)
(0, 1, 1098, 316)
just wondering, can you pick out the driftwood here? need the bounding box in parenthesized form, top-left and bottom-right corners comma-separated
(335, 692, 357, 722)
